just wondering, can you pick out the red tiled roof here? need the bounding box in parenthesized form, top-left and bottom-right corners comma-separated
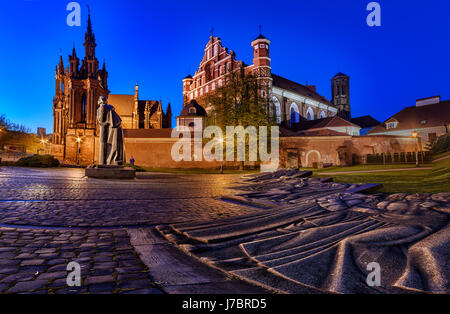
(350, 115, 380, 128)
(271, 74, 334, 106)
(280, 126, 349, 137)
(291, 116, 359, 132)
(108, 94, 134, 117)
(368, 100, 450, 134)
(109, 95, 162, 119)
(298, 129, 350, 136)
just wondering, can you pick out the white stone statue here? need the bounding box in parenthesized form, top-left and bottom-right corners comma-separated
(97, 96, 124, 166)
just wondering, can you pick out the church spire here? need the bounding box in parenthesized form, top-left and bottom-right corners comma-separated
(86, 11, 93, 39)
(69, 43, 79, 76)
(72, 42, 77, 58)
(157, 100, 163, 112)
(84, 12, 97, 59)
(82, 11, 98, 77)
(58, 54, 65, 74)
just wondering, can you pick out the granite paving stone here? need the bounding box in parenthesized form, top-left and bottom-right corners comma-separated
(0, 167, 261, 294)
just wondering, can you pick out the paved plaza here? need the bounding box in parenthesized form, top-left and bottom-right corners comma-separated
(0, 167, 264, 294)
(0, 167, 448, 294)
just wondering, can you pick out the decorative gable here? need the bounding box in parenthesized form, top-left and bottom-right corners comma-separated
(385, 118, 399, 130)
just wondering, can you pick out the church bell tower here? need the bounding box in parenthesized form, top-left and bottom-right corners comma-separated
(51, 13, 109, 165)
(331, 72, 351, 120)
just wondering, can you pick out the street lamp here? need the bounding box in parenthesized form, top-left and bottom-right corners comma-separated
(412, 131, 419, 167)
(217, 137, 224, 174)
(40, 139, 47, 155)
(76, 137, 82, 165)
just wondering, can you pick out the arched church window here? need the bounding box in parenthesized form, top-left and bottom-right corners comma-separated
(272, 96, 281, 124)
(81, 94, 87, 123)
(320, 111, 326, 119)
(306, 107, 314, 121)
(290, 103, 300, 127)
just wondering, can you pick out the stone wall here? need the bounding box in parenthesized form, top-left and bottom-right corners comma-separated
(52, 132, 420, 169)
(280, 135, 419, 168)
(122, 134, 418, 169)
(124, 138, 222, 169)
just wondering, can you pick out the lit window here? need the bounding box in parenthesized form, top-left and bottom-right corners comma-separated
(306, 107, 314, 121)
(212, 82, 215, 90)
(386, 122, 399, 129)
(218, 79, 223, 87)
(206, 85, 209, 93)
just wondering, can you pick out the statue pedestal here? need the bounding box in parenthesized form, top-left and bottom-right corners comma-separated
(85, 166, 136, 179)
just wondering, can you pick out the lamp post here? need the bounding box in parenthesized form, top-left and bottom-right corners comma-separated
(218, 137, 224, 174)
(412, 131, 419, 167)
(40, 139, 45, 155)
(76, 137, 82, 165)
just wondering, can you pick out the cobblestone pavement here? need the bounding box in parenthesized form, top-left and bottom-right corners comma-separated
(0, 167, 262, 294)
(0, 167, 259, 227)
(159, 170, 450, 294)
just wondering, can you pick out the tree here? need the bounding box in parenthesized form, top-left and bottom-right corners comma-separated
(0, 114, 30, 133)
(205, 71, 277, 169)
(0, 114, 35, 153)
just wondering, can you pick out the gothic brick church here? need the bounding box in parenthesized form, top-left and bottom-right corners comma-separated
(179, 34, 352, 129)
(51, 14, 171, 164)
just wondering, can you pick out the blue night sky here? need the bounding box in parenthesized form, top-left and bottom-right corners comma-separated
(0, 0, 449, 132)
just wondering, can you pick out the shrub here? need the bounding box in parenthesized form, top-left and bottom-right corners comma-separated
(16, 155, 60, 168)
(431, 133, 450, 156)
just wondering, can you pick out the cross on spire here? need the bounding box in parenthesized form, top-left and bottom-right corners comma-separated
(259, 24, 262, 35)
(210, 27, 215, 37)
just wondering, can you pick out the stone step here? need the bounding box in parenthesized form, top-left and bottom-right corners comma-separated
(128, 228, 270, 294)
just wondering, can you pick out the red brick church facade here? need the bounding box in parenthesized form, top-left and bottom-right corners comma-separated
(178, 33, 352, 129)
(51, 15, 171, 164)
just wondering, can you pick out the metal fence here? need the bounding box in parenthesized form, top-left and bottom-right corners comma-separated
(363, 152, 432, 165)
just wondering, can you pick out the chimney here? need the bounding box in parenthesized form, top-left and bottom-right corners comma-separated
(416, 95, 440, 107)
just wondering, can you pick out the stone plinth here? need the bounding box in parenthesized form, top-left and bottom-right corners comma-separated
(85, 166, 136, 179)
